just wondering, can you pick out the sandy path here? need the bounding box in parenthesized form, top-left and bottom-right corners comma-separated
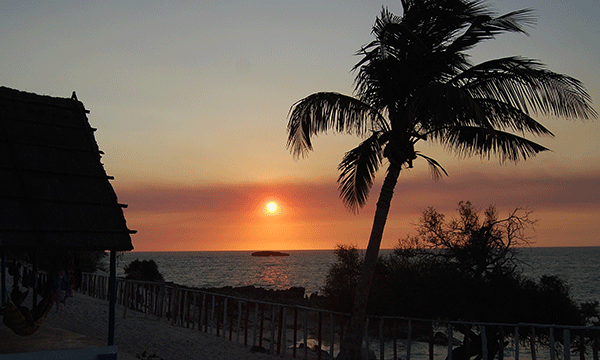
(2, 291, 283, 360)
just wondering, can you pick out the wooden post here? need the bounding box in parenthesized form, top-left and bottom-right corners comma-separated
(393, 320, 398, 360)
(282, 307, 288, 357)
(447, 324, 453, 360)
(108, 250, 117, 346)
(515, 326, 520, 360)
(564, 329, 571, 360)
(270, 305, 276, 353)
(318, 311, 323, 360)
(31, 251, 38, 307)
(592, 330, 598, 360)
(236, 300, 242, 343)
(276, 306, 283, 354)
(428, 321, 434, 360)
(379, 318, 384, 360)
(293, 307, 298, 359)
(1, 251, 6, 307)
(407, 320, 413, 360)
(330, 313, 335, 359)
(530, 327, 537, 360)
(244, 301, 250, 346)
(259, 303, 265, 347)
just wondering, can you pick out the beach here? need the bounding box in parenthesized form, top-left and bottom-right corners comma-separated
(1, 290, 282, 360)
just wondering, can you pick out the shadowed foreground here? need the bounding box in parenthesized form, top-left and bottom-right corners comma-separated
(1, 292, 280, 360)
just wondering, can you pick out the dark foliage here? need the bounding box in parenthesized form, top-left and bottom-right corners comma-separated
(124, 259, 164, 282)
(322, 203, 598, 327)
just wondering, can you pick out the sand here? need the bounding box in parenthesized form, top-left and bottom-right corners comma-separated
(1, 290, 284, 360)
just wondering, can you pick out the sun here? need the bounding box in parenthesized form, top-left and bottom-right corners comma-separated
(263, 201, 280, 216)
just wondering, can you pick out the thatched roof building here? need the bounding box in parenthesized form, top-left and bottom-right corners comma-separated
(0, 86, 134, 348)
(0, 86, 134, 251)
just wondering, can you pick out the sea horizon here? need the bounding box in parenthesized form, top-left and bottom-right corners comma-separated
(126, 245, 600, 252)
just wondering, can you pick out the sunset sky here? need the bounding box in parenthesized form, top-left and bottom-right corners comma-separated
(1, 1, 598, 251)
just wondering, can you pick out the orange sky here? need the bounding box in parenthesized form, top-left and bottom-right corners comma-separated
(115, 168, 600, 251)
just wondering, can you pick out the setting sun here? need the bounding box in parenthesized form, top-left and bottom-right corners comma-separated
(263, 201, 280, 216)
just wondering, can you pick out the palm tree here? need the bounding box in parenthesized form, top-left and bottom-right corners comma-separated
(286, 0, 597, 358)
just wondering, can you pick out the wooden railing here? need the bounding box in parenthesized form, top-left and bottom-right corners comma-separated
(80, 273, 600, 360)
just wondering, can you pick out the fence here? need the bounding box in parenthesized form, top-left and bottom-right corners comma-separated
(80, 273, 600, 360)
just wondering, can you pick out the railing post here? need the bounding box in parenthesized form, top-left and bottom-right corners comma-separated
(277, 306, 284, 355)
(515, 326, 520, 360)
(293, 307, 298, 359)
(211, 294, 216, 336)
(244, 301, 250, 346)
(304, 308, 309, 360)
(530, 326, 537, 360)
(380, 318, 384, 360)
(447, 323, 453, 360)
(317, 311, 323, 360)
(565, 329, 571, 360)
(482, 326, 488, 360)
(253, 302, 258, 347)
(550, 327, 555, 360)
(407, 319, 412, 360)
(593, 330, 598, 360)
(236, 300, 242, 343)
(223, 297, 228, 337)
(282, 307, 288, 357)
(200, 293, 206, 332)
(259, 303, 265, 347)
(393, 319, 398, 360)
(123, 282, 128, 319)
(365, 317, 370, 360)
(330, 313, 335, 359)
(428, 320, 434, 360)
(107, 250, 117, 346)
(499, 326, 505, 360)
(465, 325, 471, 360)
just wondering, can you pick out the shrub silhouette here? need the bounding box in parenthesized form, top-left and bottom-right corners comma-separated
(322, 202, 598, 327)
(124, 259, 164, 282)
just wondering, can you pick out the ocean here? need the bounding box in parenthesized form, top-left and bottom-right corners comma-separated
(113, 247, 600, 305)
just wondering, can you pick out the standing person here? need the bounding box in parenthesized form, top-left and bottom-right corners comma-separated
(52, 269, 67, 315)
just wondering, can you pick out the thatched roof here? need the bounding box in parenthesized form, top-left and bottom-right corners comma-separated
(0, 86, 134, 251)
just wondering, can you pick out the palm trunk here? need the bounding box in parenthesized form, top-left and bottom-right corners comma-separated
(337, 162, 401, 360)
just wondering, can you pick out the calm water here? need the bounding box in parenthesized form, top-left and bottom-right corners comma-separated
(114, 247, 600, 304)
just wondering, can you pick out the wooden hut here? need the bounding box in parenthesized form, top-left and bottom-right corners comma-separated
(0, 86, 135, 346)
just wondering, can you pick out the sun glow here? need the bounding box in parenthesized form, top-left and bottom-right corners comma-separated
(263, 201, 280, 216)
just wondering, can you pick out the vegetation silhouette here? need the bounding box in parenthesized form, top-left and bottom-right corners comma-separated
(286, 1, 597, 358)
(124, 259, 164, 282)
(322, 203, 599, 357)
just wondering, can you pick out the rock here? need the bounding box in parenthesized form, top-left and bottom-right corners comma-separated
(251, 251, 290, 257)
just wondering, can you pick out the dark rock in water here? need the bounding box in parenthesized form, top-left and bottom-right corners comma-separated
(251, 251, 290, 257)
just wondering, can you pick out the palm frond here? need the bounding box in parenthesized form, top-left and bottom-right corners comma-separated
(416, 152, 448, 180)
(411, 82, 489, 131)
(474, 98, 554, 136)
(448, 9, 535, 53)
(434, 126, 550, 163)
(337, 132, 386, 212)
(453, 57, 598, 120)
(287, 92, 386, 158)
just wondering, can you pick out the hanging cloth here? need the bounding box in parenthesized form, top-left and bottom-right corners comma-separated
(2, 288, 54, 336)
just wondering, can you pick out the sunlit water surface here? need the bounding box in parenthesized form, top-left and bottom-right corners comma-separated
(114, 247, 599, 302)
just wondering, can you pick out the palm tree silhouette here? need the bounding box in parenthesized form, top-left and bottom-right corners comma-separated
(286, 1, 596, 358)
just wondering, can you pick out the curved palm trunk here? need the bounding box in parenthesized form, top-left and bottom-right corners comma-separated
(337, 162, 401, 360)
